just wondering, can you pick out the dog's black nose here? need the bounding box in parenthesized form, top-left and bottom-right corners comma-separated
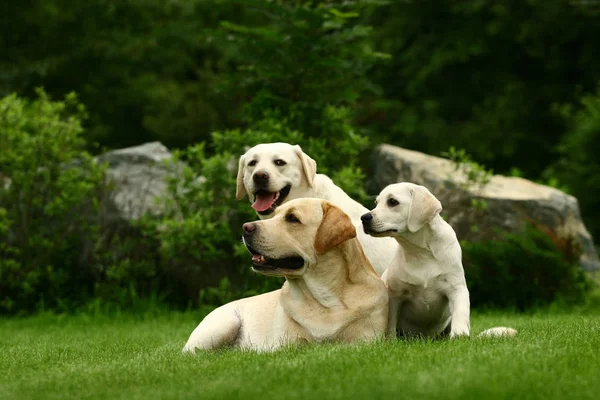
(243, 222, 256, 234)
(253, 171, 269, 184)
(361, 213, 373, 223)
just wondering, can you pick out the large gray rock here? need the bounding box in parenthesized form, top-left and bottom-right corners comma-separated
(370, 144, 600, 272)
(97, 142, 202, 222)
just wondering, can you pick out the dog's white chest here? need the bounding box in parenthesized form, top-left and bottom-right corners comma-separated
(398, 260, 442, 288)
(388, 276, 450, 335)
(386, 258, 448, 307)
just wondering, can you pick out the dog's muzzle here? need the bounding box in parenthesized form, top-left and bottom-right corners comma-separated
(242, 223, 304, 272)
(243, 222, 257, 235)
(252, 170, 270, 188)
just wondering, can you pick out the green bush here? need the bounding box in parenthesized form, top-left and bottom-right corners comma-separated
(0, 0, 243, 150)
(0, 0, 383, 154)
(547, 84, 600, 241)
(363, 0, 600, 178)
(462, 223, 592, 311)
(0, 90, 593, 313)
(0, 0, 380, 313)
(217, 1, 385, 137)
(116, 112, 371, 309)
(0, 90, 106, 313)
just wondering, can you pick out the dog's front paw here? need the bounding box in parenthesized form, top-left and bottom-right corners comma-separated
(181, 344, 197, 354)
(449, 328, 470, 339)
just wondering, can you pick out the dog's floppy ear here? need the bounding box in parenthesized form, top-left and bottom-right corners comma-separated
(407, 185, 442, 233)
(294, 145, 317, 188)
(235, 154, 247, 200)
(314, 202, 356, 255)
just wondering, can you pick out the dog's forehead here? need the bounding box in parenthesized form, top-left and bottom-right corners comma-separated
(392, 183, 413, 194)
(379, 186, 398, 199)
(245, 143, 297, 160)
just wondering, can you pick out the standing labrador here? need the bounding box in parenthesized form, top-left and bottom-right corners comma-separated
(362, 183, 516, 339)
(235, 142, 398, 276)
(183, 198, 388, 353)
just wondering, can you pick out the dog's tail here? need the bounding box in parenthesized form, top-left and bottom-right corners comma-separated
(477, 326, 518, 338)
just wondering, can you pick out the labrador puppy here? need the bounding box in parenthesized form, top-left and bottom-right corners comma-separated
(361, 182, 517, 339)
(235, 142, 398, 276)
(182, 198, 389, 353)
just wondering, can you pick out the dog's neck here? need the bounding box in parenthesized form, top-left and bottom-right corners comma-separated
(392, 215, 445, 262)
(308, 175, 367, 218)
(283, 238, 376, 310)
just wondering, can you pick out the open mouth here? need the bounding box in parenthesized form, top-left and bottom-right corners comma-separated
(251, 185, 292, 215)
(245, 244, 304, 272)
(363, 225, 397, 236)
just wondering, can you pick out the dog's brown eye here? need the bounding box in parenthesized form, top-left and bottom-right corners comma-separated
(387, 198, 399, 207)
(285, 213, 301, 223)
(274, 159, 286, 166)
(248, 160, 257, 167)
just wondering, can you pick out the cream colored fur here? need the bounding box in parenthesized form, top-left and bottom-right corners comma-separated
(363, 182, 517, 339)
(182, 199, 389, 353)
(235, 142, 398, 276)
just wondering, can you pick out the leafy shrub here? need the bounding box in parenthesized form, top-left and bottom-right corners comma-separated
(441, 146, 493, 217)
(106, 0, 383, 308)
(0, 0, 379, 312)
(1, 0, 383, 153)
(0, 90, 593, 313)
(120, 111, 371, 309)
(216, 0, 386, 138)
(441, 146, 493, 192)
(0, 90, 106, 313)
(0, 0, 245, 150)
(462, 223, 592, 311)
(363, 0, 600, 179)
(548, 84, 600, 241)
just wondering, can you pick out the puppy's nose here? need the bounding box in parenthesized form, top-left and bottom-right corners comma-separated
(243, 222, 256, 234)
(253, 171, 269, 184)
(361, 213, 373, 223)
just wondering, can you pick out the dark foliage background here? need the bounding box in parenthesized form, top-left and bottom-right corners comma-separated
(1, 0, 598, 314)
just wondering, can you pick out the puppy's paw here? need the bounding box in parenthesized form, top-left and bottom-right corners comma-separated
(449, 328, 470, 339)
(181, 345, 197, 354)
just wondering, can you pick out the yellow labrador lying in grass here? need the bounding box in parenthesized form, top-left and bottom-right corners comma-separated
(361, 182, 517, 339)
(235, 142, 398, 276)
(183, 198, 388, 353)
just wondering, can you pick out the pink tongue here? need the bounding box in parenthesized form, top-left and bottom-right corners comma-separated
(252, 254, 267, 263)
(252, 192, 277, 212)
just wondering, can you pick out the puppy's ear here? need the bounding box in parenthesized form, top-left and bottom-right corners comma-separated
(407, 185, 442, 233)
(294, 145, 317, 188)
(314, 202, 356, 255)
(235, 154, 247, 200)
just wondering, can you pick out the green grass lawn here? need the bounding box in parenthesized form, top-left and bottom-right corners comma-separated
(1, 310, 599, 400)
